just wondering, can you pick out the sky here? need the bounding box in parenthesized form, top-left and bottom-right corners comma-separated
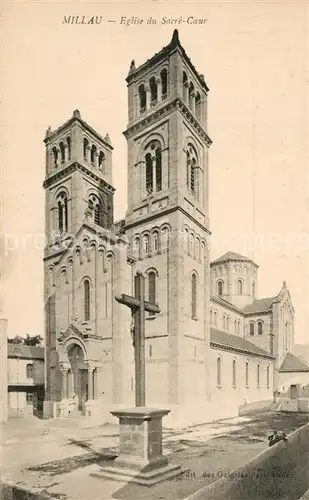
(1, 0, 309, 344)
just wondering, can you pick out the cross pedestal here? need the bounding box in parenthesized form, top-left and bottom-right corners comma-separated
(93, 407, 181, 486)
(92, 272, 181, 486)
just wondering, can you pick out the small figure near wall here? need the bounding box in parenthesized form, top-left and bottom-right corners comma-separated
(268, 430, 288, 447)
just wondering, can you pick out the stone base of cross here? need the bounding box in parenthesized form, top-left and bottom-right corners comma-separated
(93, 271, 182, 486)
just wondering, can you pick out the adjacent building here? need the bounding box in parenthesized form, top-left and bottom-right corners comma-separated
(7, 344, 45, 417)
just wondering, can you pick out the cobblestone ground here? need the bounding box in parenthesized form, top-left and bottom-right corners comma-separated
(1, 411, 308, 500)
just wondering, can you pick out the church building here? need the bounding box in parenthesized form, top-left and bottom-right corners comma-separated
(42, 30, 308, 428)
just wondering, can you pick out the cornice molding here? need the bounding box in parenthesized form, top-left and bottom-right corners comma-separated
(43, 162, 115, 194)
(210, 341, 275, 360)
(124, 204, 211, 236)
(123, 98, 212, 147)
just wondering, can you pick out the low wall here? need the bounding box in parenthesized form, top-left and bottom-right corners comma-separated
(186, 422, 309, 500)
(0, 483, 54, 500)
(238, 399, 273, 416)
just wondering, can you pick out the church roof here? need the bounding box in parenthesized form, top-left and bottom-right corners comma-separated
(279, 352, 309, 373)
(7, 344, 44, 360)
(211, 295, 244, 315)
(210, 328, 274, 359)
(210, 251, 258, 267)
(126, 29, 209, 92)
(243, 297, 276, 314)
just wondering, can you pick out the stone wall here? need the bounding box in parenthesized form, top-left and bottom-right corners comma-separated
(0, 319, 8, 422)
(186, 422, 309, 500)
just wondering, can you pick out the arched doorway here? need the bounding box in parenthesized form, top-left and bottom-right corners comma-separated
(67, 344, 88, 413)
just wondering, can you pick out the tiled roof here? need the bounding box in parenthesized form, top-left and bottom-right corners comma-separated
(210, 295, 244, 315)
(279, 352, 309, 372)
(210, 251, 258, 267)
(210, 328, 274, 359)
(7, 344, 44, 360)
(243, 297, 276, 314)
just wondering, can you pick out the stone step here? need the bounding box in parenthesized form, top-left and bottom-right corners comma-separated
(45, 417, 89, 429)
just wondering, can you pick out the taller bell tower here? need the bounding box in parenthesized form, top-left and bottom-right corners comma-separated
(124, 30, 213, 427)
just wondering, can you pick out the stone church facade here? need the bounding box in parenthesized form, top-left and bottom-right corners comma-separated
(43, 30, 306, 428)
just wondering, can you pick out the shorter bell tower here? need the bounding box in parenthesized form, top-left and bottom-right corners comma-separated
(43, 109, 115, 251)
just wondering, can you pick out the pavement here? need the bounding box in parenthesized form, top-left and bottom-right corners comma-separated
(1, 410, 308, 500)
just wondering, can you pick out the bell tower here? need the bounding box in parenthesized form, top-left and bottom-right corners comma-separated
(43, 109, 115, 252)
(124, 30, 213, 427)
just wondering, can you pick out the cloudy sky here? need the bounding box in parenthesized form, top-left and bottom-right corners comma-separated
(2, 0, 308, 343)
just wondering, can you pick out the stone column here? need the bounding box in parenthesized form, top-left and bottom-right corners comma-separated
(156, 78, 161, 103)
(145, 86, 150, 110)
(95, 247, 100, 335)
(152, 155, 156, 193)
(88, 367, 94, 400)
(61, 367, 69, 400)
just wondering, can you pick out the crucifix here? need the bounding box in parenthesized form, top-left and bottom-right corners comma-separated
(115, 271, 160, 407)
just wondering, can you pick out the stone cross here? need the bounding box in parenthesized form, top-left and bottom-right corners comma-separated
(115, 271, 160, 407)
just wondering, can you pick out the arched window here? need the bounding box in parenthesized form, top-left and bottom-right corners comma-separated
(191, 273, 197, 318)
(183, 71, 188, 101)
(189, 233, 194, 257)
(195, 239, 200, 262)
(133, 236, 141, 259)
(26, 364, 33, 378)
(139, 84, 146, 112)
(186, 144, 199, 200)
(189, 82, 195, 110)
(210, 310, 213, 325)
(160, 68, 168, 98)
(143, 235, 149, 257)
(57, 192, 68, 233)
(258, 321, 263, 335)
(152, 232, 159, 253)
(238, 320, 241, 334)
(83, 138, 89, 158)
(98, 151, 105, 171)
(217, 280, 223, 296)
(249, 322, 255, 336)
(223, 315, 226, 330)
(91, 145, 97, 164)
(237, 280, 243, 295)
(195, 92, 201, 121)
(59, 141, 65, 162)
(232, 359, 236, 387)
(252, 282, 256, 298)
(226, 316, 230, 332)
(52, 146, 58, 167)
(84, 279, 90, 321)
(214, 311, 217, 326)
(88, 195, 101, 226)
(144, 141, 162, 194)
(234, 319, 237, 333)
(145, 153, 153, 194)
(217, 357, 222, 386)
(155, 147, 162, 191)
(149, 77, 157, 104)
(245, 362, 249, 387)
(285, 322, 288, 348)
(267, 365, 270, 388)
(257, 364, 260, 387)
(66, 137, 71, 160)
(149, 344, 153, 358)
(148, 271, 156, 316)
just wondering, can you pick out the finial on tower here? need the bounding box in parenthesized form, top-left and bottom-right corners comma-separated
(128, 59, 136, 76)
(283, 280, 287, 287)
(200, 74, 205, 82)
(45, 126, 52, 138)
(72, 109, 81, 119)
(171, 29, 180, 47)
(104, 133, 112, 146)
